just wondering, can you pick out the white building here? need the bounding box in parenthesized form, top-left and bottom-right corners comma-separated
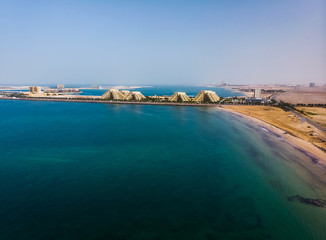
(254, 89, 261, 98)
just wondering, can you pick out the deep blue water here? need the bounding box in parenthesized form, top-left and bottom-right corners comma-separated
(0, 98, 326, 239)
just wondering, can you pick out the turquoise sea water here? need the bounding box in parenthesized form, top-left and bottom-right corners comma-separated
(1, 99, 326, 239)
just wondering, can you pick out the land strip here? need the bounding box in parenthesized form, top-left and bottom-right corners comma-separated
(219, 106, 326, 165)
(0, 97, 219, 107)
(274, 87, 326, 105)
(295, 107, 326, 129)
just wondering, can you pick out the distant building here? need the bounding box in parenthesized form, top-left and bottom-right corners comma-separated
(101, 89, 145, 101)
(120, 90, 131, 97)
(29, 86, 42, 94)
(120, 90, 146, 101)
(254, 89, 261, 98)
(44, 89, 59, 93)
(309, 82, 315, 87)
(168, 92, 191, 102)
(91, 85, 102, 89)
(44, 88, 80, 94)
(125, 91, 146, 101)
(221, 81, 228, 87)
(245, 98, 262, 103)
(245, 97, 270, 104)
(56, 84, 64, 89)
(194, 90, 220, 103)
(101, 89, 125, 100)
(148, 95, 169, 101)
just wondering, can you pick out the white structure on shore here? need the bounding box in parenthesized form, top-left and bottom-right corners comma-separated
(101, 89, 125, 100)
(254, 89, 261, 98)
(120, 90, 131, 97)
(29, 86, 42, 94)
(122, 91, 146, 101)
(194, 90, 219, 103)
(168, 92, 191, 102)
(101, 89, 146, 101)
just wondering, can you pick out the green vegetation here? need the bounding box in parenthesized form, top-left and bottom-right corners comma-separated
(294, 107, 319, 116)
(306, 111, 318, 115)
(9, 92, 25, 98)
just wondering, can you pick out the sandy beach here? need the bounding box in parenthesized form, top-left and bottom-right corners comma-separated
(218, 106, 326, 167)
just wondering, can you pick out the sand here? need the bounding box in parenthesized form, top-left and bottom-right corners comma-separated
(219, 106, 326, 166)
(275, 87, 326, 105)
(295, 107, 326, 128)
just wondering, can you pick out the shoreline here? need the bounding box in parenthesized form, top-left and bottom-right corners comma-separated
(0, 97, 220, 107)
(217, 106, 326, 168)
(2, 97, 325, 168)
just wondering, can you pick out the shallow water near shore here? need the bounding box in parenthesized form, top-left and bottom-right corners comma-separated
(1, 100, 326, 239)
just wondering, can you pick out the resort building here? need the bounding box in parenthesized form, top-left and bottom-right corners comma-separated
(101, 89, 125, 100)
(123, 91, 146, 101)
(120, 90, 131, 97)
(44, 88, 80, 94)
(168, 92, 191, 102)
(29, 86, 42, 94)
(148, 95, 169, 101)
(193, 90, 220, 103)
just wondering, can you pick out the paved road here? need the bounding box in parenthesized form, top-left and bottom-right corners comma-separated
(287, 107, 326, 134)
(271, 95, 326, 134)
(218, 98, 227, 105)
(272, 96, 326, 133)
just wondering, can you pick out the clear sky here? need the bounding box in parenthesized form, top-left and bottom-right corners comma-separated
(0, 0, 325, 86)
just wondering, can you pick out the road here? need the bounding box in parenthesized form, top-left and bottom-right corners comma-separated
(271, 96, 326, 134)
(287, 107, 326, 134)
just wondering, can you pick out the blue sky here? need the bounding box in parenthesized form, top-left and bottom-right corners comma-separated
(0, 0, 325, 85)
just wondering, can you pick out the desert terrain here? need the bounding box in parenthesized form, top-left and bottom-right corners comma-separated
(275, 87, 326, 105)
(221, 105, 326, 161)
(296, 107, 326, 128)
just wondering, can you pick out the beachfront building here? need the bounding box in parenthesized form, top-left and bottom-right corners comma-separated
(148, 95, 169, 101)
(29, 86, 42, 94)
(120, 90, 131, 98)
(168, 92, 191, 102)
(101, 89, 145, 101)
(101, 89, 125, 100)
(193, 90, 220, 103)
(124, 91, 146, 101)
